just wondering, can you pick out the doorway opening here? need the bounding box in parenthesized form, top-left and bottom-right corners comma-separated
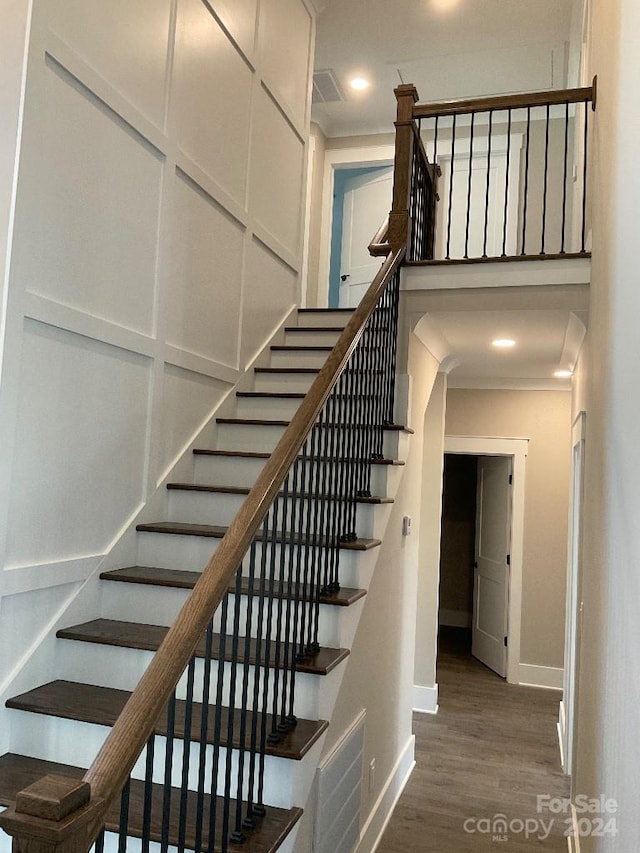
(328, 164, 393, 307)
(438, 452, 513, 679)
(440, 436, 527, 684)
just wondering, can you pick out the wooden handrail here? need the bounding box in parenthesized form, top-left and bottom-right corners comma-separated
(0, 234, 406, 853)
(414, 82, 595, 119)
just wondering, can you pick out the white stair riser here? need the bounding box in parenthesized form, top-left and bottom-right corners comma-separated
(284, 329, 341, 346)
(216, 421, 401, 457)
(136, 533, 368, 589)
(55, 640, 330, 720)
(295, 312, 351, 329)
(235, 395, 303, 420)
(253, 373, 316, 394)
(8, 713, 308, 808)
(100, 583, 343, 648)
(269, 350, 330, 369)
(167, 490, 377, 537)
(193, 453, 396, 496)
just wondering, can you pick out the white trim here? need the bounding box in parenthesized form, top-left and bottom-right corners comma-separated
(412, 684, 439, 715)
(567, 804, 581, 853)
(444, 435, 528, 685)
(558, 699, 567, 769)
(319, 144, 395, 306)
(317, 708, 366, 772)
(518, 663, 564, 691)
(357, 734, 415, 853)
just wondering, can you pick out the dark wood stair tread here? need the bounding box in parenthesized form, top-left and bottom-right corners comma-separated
(136, 521, 381, 551)
(56, 620, 349, 675)
(7, 681, 327, 761)
(254, 367, 320, 375)
(284, 326, 344, 333)
(0, 753, 301, 853)
(216, 416, 411, 433)
(101, 566, 367, 607)
(167, 482, 393, 505)
(297, 308, 354, 313)
(192, 449, 405, 466)
(270, 345, 333, 352)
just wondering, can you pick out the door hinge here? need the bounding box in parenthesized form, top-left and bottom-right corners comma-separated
(506, 554, 511, 566)
(508, 473, 513, 485)
(504, 636, 508, 647)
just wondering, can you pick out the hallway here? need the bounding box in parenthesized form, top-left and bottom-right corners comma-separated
(377, 629, 570, 851)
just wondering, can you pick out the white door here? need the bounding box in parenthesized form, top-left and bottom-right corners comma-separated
(339, 167, 393, 307)
(472, 455, 512, 677)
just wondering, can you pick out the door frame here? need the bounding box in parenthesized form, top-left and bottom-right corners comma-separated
(319, 143, 395, 306)
(444, 435, 528, 685)
(559, 410, 586, 778)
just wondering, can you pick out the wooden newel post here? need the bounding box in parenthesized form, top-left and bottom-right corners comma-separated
(0, 776, 103, 853)
(387, 84, 419, 251)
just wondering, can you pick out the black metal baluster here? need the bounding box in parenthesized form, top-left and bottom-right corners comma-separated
(222, 566, 245, 845)
(245, 533, 270, 830)
(581, 99, 589, 253)
(234, 549, 257, 840)
(257, 498, 281, 809)
(178, 658, 196, 853)
(161, 692, 177, 853)
(297, 428, 319, 664)
(194, 622, 214, 853)
(464, 111, 475, 258)
(561, 101, 570, 254)
(141, 735, 155, 853)
(269, 479, 291, 740)
(541, 103, 551, 254)
(502, 109, 512, 256)
(117, 778, 131, 853)
(483, 110, 493, 257)
(94, 829, 105, 853)
(207, 592, 230, 852)
(307, 411, 328, 654)
(285, 454, 308, 723)
(446, 114, 456, 259)
(521, 106, 531, 255)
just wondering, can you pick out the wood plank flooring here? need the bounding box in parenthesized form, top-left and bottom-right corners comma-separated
(378, 628, 570, 852)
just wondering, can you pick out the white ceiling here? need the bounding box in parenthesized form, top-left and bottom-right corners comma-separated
(313, 0, 575, 136)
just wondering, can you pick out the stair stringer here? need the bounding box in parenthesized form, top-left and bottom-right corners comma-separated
(0, 306, 298, 757)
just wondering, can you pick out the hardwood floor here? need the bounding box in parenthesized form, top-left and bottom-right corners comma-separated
(377, 628, 570, 851)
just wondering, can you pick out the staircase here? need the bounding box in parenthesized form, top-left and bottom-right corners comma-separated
(0, 307, 409, 853)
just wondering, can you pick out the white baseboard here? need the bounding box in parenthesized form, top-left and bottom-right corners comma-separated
(357, 734, 415, 853)
(438, 609, 472, 628)
(567, 804, 581, 853)
(412, 684, 439, 715)
(518, 663, 564, 691)
(557, 700, 567, 771)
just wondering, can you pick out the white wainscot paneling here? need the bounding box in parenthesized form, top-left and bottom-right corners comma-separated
(259, 0, 312, 128)
(241, 238, 296, 365)
(5, 320, 151, 569)
(209, 0, 258, 58)
(166, 172, 244, 366)
(46, 0, 172, 126)
(13, 60, 162, 336)
(173, 0, 253, 206)
(0, 583, 80, 689)
(249, 88, 304, 258)
(158, 363, 229, 480)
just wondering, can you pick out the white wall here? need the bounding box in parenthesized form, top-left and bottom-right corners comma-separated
(573, 0, 640, 846)
(0, 0, 315, 702)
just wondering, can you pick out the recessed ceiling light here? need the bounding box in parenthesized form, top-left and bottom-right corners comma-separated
(349, 77, 370, 91)
(554, 369, 573, 378)
(492, 338, 516, 348)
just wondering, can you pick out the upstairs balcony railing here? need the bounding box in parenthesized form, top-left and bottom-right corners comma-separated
(391, 80, 596, 264)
